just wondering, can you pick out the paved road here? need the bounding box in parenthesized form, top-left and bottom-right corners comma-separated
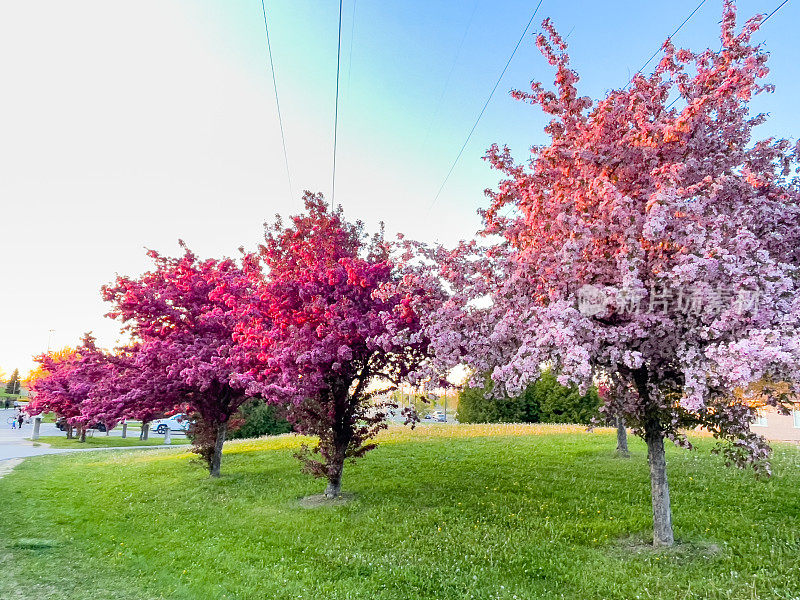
(0, 409, 182, 463)
(0, 408, 69, 461)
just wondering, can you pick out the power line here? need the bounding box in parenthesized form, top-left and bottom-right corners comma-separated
(331, 0, 344, 205)
(260, 0, 293, 202)
(625, 0, 708, 89)
(346, 0, 357, 92)
(421, 0, 480, 150)
(762, 0, 789, 24)
(428, 0, 544, 213)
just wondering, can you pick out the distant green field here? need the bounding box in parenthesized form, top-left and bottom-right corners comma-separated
(1, 425, 799, 600)
(35, 435, 190, 448)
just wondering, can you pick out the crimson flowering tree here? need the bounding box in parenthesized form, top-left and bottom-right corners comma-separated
(235, 193, 442, 498)
(81, 344, 185, 440)
(431, 2, 800, 546)
(102, 245, 255, 476)
(28, 334, 111, 441)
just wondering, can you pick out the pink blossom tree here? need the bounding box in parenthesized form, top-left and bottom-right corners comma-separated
(235, 193, 442, 498)
(102, 245, 255, 476)
(432, 2, 800, 546)
(28, 334, 112, 441)
(81, 344, 186, 440)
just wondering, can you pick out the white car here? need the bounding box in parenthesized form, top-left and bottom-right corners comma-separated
(151, 414, 190, 435)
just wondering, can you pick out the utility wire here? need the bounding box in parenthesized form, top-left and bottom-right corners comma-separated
(346, 0, 357, 92)
(421, 0, 480, 150)
(428, 0, 544, 213)
(762, 0, 789, 24)
(260, 0, 293, 201)
(331, 0, 344, 204)
(625, 0, 708, 89)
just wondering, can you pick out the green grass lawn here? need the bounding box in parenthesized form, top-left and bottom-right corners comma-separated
(0, 425, 798, 600)
(35, 435, 190, 448)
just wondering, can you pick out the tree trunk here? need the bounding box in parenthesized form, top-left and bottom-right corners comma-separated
(632, 366, 674, 547)
(644, 419, 674, 547)
(66, 426, 73, 439)
(121, 422, 127, 438)
(324, 436, 349, 498)
(79, 426, 86, 443)
(209, 421, 227, 478)
(324, 467, 343, 498)
(140, 422, 149, 441)
(615, 417, 630, 458)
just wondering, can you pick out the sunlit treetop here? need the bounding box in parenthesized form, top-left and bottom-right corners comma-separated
(430, 0, 800, 471)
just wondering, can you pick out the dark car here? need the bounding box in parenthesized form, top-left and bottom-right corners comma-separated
(55, 417, 106, 432)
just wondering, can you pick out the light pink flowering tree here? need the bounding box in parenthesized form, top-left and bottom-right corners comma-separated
(432, 2, 800, 546)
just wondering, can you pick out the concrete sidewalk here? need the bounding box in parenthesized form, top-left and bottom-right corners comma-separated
(0, 409, 183, 479)
(0, 408, 67, 461)
(0, 458, 23, 479)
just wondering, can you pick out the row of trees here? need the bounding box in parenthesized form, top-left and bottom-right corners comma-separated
(29, 197, 442, 489)
(28, 2, 800, 546)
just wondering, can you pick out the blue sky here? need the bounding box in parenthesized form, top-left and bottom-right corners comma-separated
(1, 0, 797, 375)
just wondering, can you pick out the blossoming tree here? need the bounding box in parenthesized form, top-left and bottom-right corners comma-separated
(236, 193, 442, 498)
(80, 343, 186, 440)
(102, 245, 255, 476)
(433, 2, 800, 546)
(28, 334, 111, 441)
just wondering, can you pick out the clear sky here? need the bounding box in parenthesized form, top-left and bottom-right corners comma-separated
(1, 0, 797, 376)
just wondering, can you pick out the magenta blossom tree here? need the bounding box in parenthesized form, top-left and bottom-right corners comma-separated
(28, 334, 112, 441)
(235, 193, 442, 498)
(81, 344, 187, 440)
(102, 245, 255, 476)
(431, 3, 800, 546)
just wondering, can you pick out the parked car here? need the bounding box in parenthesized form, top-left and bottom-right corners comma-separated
(55, 417, 107, 432)
(422, 412, 446, 422)
(151, 414, 191, 434)
(430, 411, 446, 422)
